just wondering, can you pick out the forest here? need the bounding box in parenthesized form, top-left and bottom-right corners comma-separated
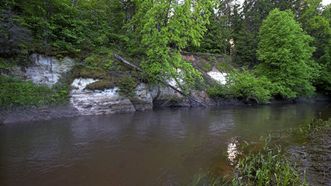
(0, 0, 331, 105)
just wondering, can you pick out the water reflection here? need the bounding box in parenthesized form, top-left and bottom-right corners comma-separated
(0, 103, 329, 186)
(227, 138, 239, 166)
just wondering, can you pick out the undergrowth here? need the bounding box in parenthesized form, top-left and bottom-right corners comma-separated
(192, 137, 307, 186)
(0, 76, 69, 107)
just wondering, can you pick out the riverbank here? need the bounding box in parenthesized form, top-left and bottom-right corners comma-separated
(1, 53, 331, 124)
(1, 97, 330, 124)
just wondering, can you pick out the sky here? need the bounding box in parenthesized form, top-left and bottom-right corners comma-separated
(323, 0, 331, 5)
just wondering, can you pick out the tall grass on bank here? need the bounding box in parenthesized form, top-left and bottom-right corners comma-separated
(0, 76, 69, 107)
(231, 138, 306, 186)
(291, 118, 331, 139)
(192, 137, 307, 186)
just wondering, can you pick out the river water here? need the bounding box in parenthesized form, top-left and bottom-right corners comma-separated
(1, 103, 331, 186)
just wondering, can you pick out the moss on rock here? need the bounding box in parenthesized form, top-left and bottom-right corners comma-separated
(85, 78, 118, 90)
(72, 65, 109, 79)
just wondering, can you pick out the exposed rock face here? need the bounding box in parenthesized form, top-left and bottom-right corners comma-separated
(191, 90, 214, 106)
(70, 78, 136, 115)
(152, 86, 190, 107)
(150, 70, 193, 107)
(207, 67, 227, 85)
(132, 83, 154, 111)
(1, 53, 213, 120)
(68, 77, 205, 115)
(25, 54, 75, 86)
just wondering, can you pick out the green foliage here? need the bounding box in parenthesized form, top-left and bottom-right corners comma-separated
(84, 48, 113, 70)
(191, 137, 307, 186)
(0, 76, 69, 107)
(117, 76, 137, 98)
(50, 84, 70, 104)
(227, 71, 273, 103)
(256, 9, 318, 99)
(207, 70, 273, 103)
(72, 65, 108, 79)
(190, 0, 233, 54)
(0, 8, 31, 57)
(232, 0, 275, 66)
(232, 138, 306, 186)
(306, 4, 331, 93)
(216, 60, 235, 72)
(131, 0, 213, 92)
(207, 85, 227, 98)
(0, 58, 16, 70)
(0, 0, 125, 58)
(2, 0, 331, 102)
(323, 4, 331, 25)
(201, 62, 213, 72)
(291, 118, 331, 139)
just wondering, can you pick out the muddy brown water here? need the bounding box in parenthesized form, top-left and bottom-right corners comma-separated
(1, 103, 331, 186)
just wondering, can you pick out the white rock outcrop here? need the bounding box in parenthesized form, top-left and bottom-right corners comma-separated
(70, 79, 157, 115)
(207, 67, 227, 85)
(70, 78, 136, 115)
(25, 54, 75, 86)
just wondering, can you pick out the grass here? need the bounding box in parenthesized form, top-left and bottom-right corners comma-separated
(192, 137, 308, 186)
(0, 58, 16, 70)
(291, 118, 331, 139)
(232, 137, 306, 186)
(0, 76, 69, 107)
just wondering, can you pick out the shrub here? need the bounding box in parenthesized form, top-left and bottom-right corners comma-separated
(207, 70, 273, 103)
(227, 70, 273, 103)
(216, 62, 235, 72)
(207, 85, 228, 98)
(118, 76, 137, 98)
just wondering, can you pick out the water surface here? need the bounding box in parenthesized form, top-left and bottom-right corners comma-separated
(1, 103, 331, 186)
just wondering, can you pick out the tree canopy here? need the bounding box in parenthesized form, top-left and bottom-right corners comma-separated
(256, 9, 318, 98)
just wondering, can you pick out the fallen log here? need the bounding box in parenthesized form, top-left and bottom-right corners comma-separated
(114, 54, 207, 107)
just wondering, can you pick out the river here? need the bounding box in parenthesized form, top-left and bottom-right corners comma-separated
(1, 103, 331, 186)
